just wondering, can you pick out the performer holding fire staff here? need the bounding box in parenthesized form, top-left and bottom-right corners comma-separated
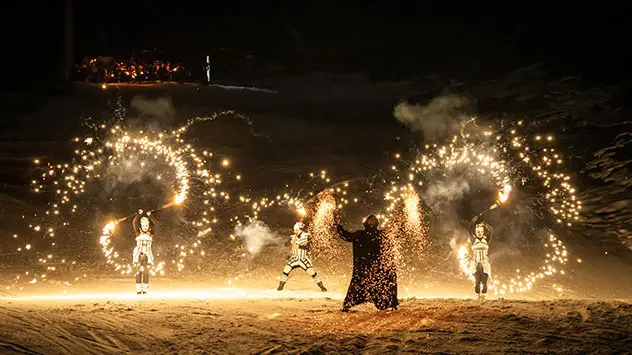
(277, 221, 328, 292)
(467, 215, 493, 301)
(132, 209, 157, 294)
(465, 185, 510, 301)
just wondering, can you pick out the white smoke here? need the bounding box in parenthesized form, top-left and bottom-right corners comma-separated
(394, 94, 473, 141)
(234, 219, 279, 255)
(422, 177, 472, 248)
(130, 96, 176, 129)
(424, 178, 471, 206)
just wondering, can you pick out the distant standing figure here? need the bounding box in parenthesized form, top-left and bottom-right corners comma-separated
(205, 54, 211, 83)
(132, 209, 156, 295)
(336, 214, 398, 312)
(277, 222, 328, 292)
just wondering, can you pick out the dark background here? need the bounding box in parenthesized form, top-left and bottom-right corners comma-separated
(2, 1, 629, 90)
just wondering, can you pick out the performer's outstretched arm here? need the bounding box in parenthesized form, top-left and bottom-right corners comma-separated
(335, 224, 356, 242)
(468, 215, 479, 241)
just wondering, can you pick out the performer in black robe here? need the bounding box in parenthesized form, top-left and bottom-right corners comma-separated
(335, 214, 398, 311)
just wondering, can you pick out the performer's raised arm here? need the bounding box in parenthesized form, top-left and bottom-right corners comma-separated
(335, 223, 356, 242)
(132, 213, 141, 235)
(468, 215, 480, 242)
(486, 223, 494, 243)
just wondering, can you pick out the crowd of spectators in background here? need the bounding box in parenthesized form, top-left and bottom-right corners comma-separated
(75, 56, 188, 83)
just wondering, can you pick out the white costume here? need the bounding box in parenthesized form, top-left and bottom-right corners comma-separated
(469, 236, 491, 275)
(132, 212, 156, 294)
(287, 229, 312, 269)
(277, 222, 327, 292)
(133, 233, 154, 264)
(467, 220, 493, 300)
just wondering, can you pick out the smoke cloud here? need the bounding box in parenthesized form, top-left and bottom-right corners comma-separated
(421, 176, 474, 257)
(130, 96, 176, 129)
(394, 94, 473, 141)
(424, 178, 471, 208)
(234, 219, 280, 255)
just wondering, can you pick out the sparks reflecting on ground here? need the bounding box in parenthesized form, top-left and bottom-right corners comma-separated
(2, 287, 345, 302)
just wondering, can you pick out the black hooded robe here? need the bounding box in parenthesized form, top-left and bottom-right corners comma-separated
(336, 217, 398, 310)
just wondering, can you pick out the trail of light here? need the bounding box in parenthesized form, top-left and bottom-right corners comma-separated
(10, 112, 244, 288)
(379, 120, 582, 295)
(457, 234, 569, 295)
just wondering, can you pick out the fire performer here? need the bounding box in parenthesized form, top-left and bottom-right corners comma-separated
(277, 222, 328, 292)
(464, 185, 509, 300)
(335, 214, 398, 312)
(467, 215, 493, 301)
(132, 209, 156, 294)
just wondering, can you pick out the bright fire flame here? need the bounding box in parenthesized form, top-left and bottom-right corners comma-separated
(103, 221, 116, 234)
(498, 184, 512, 204)
(174, 194, 186, 205)
(457, 245, 474, 281)
(404, 192, 420, 225)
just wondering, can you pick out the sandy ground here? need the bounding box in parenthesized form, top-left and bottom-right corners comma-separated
(1, 286, 631, 355)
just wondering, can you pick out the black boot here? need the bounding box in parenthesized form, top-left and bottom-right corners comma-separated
(277, 281, 286, 291)
(317, 281, 327, 292)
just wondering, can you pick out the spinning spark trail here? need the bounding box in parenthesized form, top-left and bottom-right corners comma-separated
(378, 119, 582, 295)
(8, 111, 247, 290)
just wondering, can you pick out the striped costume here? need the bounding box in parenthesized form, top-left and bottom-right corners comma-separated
(277, 223, 327, 292)
(285, 231, 313, 270)
(468, 218, 494, 299)
(469, 237, 491, 275)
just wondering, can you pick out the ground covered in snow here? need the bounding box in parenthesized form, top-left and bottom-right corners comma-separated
(2, 291, 631, 354)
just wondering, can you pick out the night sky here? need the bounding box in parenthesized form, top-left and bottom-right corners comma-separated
(3, 1, 629, 89)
